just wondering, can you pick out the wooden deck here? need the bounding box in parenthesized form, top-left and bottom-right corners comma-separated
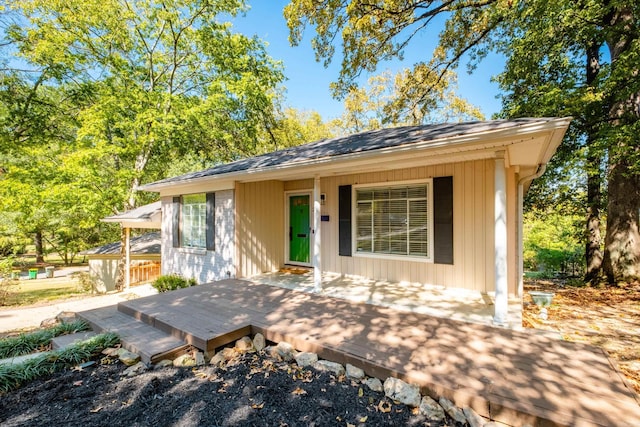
(78, 279, 640, 427)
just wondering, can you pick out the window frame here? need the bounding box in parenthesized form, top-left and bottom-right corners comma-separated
(180, 193, 207, 249)
(351, 179, 434, 263)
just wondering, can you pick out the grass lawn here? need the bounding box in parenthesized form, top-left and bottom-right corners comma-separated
(4, 275, 87, 306)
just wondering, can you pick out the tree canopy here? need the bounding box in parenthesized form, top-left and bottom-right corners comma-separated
(285, 0, 640, 283)
(0, 0, 286, 266)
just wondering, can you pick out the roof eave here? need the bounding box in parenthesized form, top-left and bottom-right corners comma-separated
(139, 117, 572, 192)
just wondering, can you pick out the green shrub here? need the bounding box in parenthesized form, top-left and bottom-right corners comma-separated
(0, 257, 19, 306)
(0, 320, 90, 359)
(0, 332, 119, 394)
(152, 274, 197, 293)
(73, 271, 100, 294)
(523, 212, 584, 277)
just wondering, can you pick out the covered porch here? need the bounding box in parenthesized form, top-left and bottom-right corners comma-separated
(252, 270, 523, 329)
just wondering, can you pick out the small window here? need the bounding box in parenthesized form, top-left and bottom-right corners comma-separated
(355, 183, 430, 258)
(181, 193, 206, 248)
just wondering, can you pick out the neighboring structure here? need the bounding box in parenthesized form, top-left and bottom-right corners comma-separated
(81, 232, 161, 292)
(140, 118, 571, 325)
(101, 201, 162, 289)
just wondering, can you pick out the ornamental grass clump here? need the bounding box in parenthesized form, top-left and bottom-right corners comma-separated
(152, 274, 197, 293)
(0, 320, 90, 359)
(0, 332, 119, 394)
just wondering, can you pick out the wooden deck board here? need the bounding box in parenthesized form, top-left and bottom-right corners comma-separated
(78, 279, 640, 427)
(77, 306, 189, 364)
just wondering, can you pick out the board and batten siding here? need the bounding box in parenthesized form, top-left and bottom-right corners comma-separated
(317, 159, 518, 295)
(235, 180, 285, 278)
(161, 190, 235, 284)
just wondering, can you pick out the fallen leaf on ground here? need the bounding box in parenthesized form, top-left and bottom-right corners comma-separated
(291, 387, 307, 395)
(378, 401, 392, 413)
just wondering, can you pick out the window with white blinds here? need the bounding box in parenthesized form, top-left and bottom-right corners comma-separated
(355, 184, 430, 258)
(181, 193, 206, 248)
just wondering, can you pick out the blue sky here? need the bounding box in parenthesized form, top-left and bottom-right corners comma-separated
(232, 1, 505, 121)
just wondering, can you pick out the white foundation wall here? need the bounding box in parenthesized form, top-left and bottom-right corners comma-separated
(88, 258, 118, 293)
(161, 189, 236, 284)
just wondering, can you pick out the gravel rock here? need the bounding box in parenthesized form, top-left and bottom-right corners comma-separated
(122, 361, 147, 377)
(56, 312, 77, 324)
(438, 397, 467, 424)
(463, 406, 486, 427)
(345, 363, 365, 380)
(365, 377, 383, 392)
(384, 377, 421, 407)
(294, 352, 318, 368)
(40, 317, 58, 328)
(117, 349, 141, 366)
(313, 360, 346, 377)
(173, 354, 196, 367)
(235, 336, 254, 352)
(210, 351, 226, 366)
(194, 351, 205, 366)
(153, 359, 174, 370)
(252, 333, 266, 351)
(274, 341, 297, 361)
(419, 396, 445, 421)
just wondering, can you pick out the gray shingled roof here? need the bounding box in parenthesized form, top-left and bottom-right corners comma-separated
(102, 201, 161, 223)
(81, 232, 161, 256)
(142, 118, 558, 188)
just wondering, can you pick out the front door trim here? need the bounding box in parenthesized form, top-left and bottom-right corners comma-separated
(284, 190, 313, 267)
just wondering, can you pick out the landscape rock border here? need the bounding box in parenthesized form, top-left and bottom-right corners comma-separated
(104, 332, 493, 426)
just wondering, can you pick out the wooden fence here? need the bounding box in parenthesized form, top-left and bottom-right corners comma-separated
(129, 260, 161, 286)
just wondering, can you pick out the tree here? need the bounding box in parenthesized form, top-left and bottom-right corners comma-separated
(0, 69, 94, 263)
(332, 69, 483, 135)
(4, 0, 283, 285)
(285, 0, 640, 284)
(269, 107, 334, 148)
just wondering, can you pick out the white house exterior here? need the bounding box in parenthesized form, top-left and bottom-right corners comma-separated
(140, 118, 571, 325)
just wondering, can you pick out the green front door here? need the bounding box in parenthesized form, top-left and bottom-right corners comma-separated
(289, 195, 310, 264)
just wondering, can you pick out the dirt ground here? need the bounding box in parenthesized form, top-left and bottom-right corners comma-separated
(523, 279, 640, 395)
(0, 351, 457, 427)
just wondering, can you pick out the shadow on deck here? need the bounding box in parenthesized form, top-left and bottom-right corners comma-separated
(78, 279, 640, 427)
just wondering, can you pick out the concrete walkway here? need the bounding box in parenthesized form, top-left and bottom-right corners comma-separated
(0, 284, 158, 333)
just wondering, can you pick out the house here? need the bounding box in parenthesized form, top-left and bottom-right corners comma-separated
(139, 118, 571, 325)
(81, 232, 161, 292)
(82, 201, 162, 291)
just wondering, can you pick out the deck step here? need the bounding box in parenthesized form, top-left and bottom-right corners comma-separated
(77, 306, 189, 364)
(117, 292, 252, 352)
(51, 331, 97, 350)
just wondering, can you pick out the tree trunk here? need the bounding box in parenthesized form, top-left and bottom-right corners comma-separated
(34, 230, 44, 264)
(602, 5, 640, 284)
(603, 159, 640, 283)
(584, 41, 603, 284)
(585, 150, 603, 283)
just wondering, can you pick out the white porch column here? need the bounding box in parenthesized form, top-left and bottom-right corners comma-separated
(125, 227, 131, 290)
(494, 152, 508, 325)
(313, 175, 322, 292)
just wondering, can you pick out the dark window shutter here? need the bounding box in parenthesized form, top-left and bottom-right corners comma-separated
(172, 196, 181, 248)
(338, 185, 352, 256)
(206, 192, 215, 251)
(433, 177, 453, 264)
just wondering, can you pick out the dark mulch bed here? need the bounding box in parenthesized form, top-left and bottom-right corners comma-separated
(0, 351, 456, 426)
